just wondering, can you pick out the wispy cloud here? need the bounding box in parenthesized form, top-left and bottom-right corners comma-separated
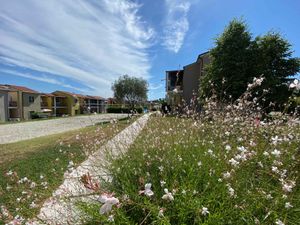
(0, 0, 154, 97)
(162, 0, 191, 53)
(0, 69, 90, 93)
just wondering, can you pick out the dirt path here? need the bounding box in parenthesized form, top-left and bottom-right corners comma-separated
(0, 114, 127, 144)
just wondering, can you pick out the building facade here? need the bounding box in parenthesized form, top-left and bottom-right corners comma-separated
(166, 52, 210, 108)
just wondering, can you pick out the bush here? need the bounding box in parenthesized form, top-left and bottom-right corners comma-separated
(106, 107, 143, 114)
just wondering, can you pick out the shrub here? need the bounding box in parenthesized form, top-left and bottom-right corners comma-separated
(107, 107, 143, 114)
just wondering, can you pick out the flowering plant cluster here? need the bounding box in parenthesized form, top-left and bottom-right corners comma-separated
(79, 88, 299, 224)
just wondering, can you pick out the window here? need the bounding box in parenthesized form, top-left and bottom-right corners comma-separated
(29, 96, 35, 103)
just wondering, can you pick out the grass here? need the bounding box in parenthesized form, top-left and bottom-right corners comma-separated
(80, 116, 300, 225)
(0, 116, 135, 223)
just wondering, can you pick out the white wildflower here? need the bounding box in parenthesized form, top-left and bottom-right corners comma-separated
(99, 195, 119, 215)
(285, 202, 293, 209)
(271, 149, 281, 158)
(140, 183, 154, 197)
(275, 219, 285, 225)
(162, 189, 174, 201)
(201, 206, 210, 216)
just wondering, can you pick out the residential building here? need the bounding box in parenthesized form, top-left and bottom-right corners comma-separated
(0, 85, 10, 122)
(166, 52, 211, 107)
(51, 91, 106, 116)
(52, 91, 80, 116)
(0, 84, 41, 120)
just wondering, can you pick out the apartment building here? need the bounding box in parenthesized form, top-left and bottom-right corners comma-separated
(166, 52, 210, 107)
(0, 84, 41, 121)
(0, 84, 107, 121)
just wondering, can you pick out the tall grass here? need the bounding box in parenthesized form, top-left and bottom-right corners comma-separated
(80, 114, 299, 224)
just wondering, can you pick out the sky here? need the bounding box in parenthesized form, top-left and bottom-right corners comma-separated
(0, 0, 300, 100)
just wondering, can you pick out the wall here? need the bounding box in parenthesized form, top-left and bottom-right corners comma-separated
(183, 62, 200, 104)
(22, 93, 41, 120)
(0, 92, 8, 122)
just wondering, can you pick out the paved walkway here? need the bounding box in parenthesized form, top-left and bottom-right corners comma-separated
(0, 114, 128, 144)
(30, 113, 150, 224)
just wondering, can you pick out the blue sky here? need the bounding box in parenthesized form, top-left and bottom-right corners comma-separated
(0, 0, 299, 100)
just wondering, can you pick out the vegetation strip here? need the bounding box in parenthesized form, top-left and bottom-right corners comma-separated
(0, 116, 134, 224)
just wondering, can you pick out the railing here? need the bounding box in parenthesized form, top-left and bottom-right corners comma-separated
(9, 101, 18, 107)
(41, 102, 48, 107)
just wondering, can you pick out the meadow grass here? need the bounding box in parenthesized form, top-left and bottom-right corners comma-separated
(81, 116, 300, 225)
(0, 117, 134, 223)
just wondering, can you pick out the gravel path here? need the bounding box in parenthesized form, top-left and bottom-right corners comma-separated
(0, 114, 128, 144)
(29, 113, 150, 225)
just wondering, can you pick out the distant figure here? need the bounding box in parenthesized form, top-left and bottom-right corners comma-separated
(161, 103, 171, 115)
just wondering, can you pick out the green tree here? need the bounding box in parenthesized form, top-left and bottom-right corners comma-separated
(200, 19, 300, 110)
(112, 75, 148, 110)
(200, 19, 255, 101)
(254, 32, 300, 109)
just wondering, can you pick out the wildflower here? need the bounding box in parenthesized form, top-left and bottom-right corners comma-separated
(197, 161, 202, 166)
(5, 170, 13, 176)
(285, 202, 293, 209)
(158, 208, 165, 217)
(160, 180, 166, 187)
(263, 151, 269, 157)
(139, 183, 154, 197)
(181, 189, 186, 194)
(162, 189, 174, 201)
(107, 215, 114, 222)
(225, 145, 231, 151)
(237, 146, 246, 152)
(228, 186, 235, 197)
(158, 166, 164, 172)
(275, 219, 285, 225)
(289, 79, 300, 90)
(272, 166, 279, 173)
(229, 158, 239, 167)
(271, 149, 281, 158)
(223, 171, 231, 179)
(29, 202, 37, 208)
(201, 206, 210, 216)
(282, 181, 296, 193)
(99, 194, 119, 215)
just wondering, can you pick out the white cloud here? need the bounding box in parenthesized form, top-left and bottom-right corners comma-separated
(0, 69, 90, 93)
(0, 0, 154, 97)
(162, 0, 191, 53)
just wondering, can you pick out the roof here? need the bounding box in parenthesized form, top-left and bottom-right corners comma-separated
(86, 95, 105, 100)
(41, 93, 55, 97)
(52, 90, 79, 98)
(0, 84, 39, 93)
(52, 91, 104, 100)
(196, 51, 209, 62)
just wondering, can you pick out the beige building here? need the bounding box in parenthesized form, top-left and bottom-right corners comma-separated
(0, 84, 41, 121)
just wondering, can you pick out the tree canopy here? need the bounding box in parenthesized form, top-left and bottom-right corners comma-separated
(112, 75, 148, 108)
(200, 18, 300, 109)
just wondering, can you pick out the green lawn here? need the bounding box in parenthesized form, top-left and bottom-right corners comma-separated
(81, 116, 300, 225)
(0, 117, 134, 223)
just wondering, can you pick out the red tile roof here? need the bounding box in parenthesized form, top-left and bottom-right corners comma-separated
(41, 93, 55, 97)
(1, 84, 39, 93)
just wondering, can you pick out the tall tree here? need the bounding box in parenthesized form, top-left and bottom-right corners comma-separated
(200, 19, 255, 101)
(254, 32, 300, 108)
(112, 75, 148, 109)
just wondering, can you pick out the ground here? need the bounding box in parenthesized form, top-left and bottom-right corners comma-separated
(0, 114, 127, 144)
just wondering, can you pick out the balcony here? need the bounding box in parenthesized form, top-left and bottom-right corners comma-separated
(41, 102, 48, 107)
(9, 101, 18, 107)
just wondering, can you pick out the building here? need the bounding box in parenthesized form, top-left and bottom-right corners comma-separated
(166, 52, 210, 107)
(0, 85, 10, 122)
(51, 91, 106, 116)
(0, 84, 41, 121)
(0, 84, 107, 121)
